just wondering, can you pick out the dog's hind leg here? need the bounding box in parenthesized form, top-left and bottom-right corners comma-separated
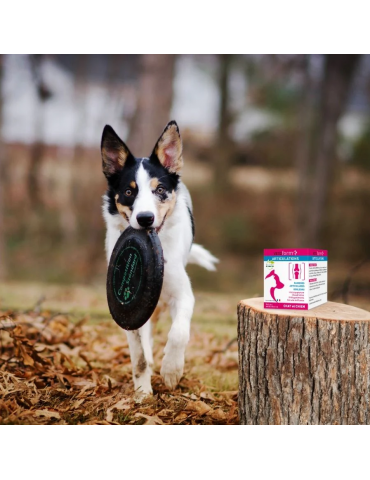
(126, 327, 153, 401)
(160, 267, 194, 389)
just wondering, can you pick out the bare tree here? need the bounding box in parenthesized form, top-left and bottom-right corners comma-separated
(0, 55, 5, 279)
(214, 54, 234, 189)
(127, 55, 176, 155)
(28, 54, 52, 207)
(59, 54, 88, 243)
(295, 55, 316, 247)
(305, 55, 361, 246)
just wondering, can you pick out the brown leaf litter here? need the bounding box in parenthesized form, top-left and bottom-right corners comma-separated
(0, 310, 238, 425)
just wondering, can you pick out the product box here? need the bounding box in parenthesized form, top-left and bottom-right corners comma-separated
(264, 249, 327, 310)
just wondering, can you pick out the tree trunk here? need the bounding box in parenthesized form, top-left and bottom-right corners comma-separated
(305, 54, 360, 246)
(28, 54, 51, 208)
(59, 55, 88, 243)
(214, 54, 233, 189)
(127, 54, 176, 156)
(238, 297, 370, 425)
(295, 55, 315, 247)
(0, 54, 5, 279)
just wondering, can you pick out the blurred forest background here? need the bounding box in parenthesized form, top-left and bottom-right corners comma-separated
(0, 54, 369, 303)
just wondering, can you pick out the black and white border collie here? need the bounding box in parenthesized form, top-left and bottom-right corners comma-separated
(101, 120, 218, 400)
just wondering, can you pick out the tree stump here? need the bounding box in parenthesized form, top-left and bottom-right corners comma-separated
(238, 298, 370, 425)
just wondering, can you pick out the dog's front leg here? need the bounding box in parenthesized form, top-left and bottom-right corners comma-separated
(160, 267, 194, 389)
(105, 225, 153, 400)
(126, 324, 153, 401)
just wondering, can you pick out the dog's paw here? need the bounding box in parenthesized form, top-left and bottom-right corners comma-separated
(160, 354, 184, 390)
(133, 371, 152, 402)
(134, 386, 153, 403)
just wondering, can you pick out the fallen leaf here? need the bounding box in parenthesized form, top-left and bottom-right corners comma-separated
(71, 379, 96, 388)
(175, 412, 189, 422)
(73, 398, 85, 410)
(157, 409, 173, 417)
(19, 345, 34, 366)
(35, 409, 61, 419)
(182, 393, 198, 400)
(106, 398, 132, 422)
(208, 409, 227, 421)
(0, 318, 15, 330)
(110, 398, 132, 411)
(200, 391, 216, 401)
(134, 413, 163, 425)
(185, 401, 211, 416)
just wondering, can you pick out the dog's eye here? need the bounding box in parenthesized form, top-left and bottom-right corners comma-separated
(125, 189, 132, 197)
(156, 186, 165, 195)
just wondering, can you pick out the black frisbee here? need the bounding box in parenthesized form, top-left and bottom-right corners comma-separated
(106, 227, 164, 331)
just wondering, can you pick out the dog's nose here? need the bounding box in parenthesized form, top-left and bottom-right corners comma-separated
(136, 211, 154, 228)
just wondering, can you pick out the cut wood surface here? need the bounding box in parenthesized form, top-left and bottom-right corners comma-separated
(238, 297, 370, 425)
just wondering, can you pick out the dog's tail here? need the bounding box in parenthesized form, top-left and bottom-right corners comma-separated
(187, 243, 219, 271)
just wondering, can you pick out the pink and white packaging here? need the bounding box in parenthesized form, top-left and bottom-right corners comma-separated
(264, 249, 327, 310)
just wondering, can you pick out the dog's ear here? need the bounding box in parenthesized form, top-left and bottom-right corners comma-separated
(101, 125, 132, 178)
(151, 120, 183, 174)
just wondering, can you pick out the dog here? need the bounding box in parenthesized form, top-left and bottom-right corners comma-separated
(101, 120, 218, 399)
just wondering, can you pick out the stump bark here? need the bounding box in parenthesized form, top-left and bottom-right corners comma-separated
(238, 298, 370, 425)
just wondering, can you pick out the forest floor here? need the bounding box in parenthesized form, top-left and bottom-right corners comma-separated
(1, 282, 369, 425)
(0, 282, 241, 425)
